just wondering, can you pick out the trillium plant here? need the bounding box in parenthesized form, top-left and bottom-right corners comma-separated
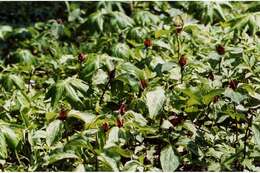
(0, 1, 260, 172)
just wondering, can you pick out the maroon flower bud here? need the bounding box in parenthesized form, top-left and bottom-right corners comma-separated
(179, 55, 187, 67)
(208, 71, 214, 81)
(116, 118, 124, 128)
(144, 39, 152, 47)
(118, 101, 126, 115)
(56, 18, 63, 24)
(109, 69, 116, 81)
(169, 113, 183, 126)
(140, 79, 148, 90)
(216, 44, 225, 55)
(102, 122, 109, 132)
(213, 95, 220, 103)
(31, 49, 37, 55)
(58, 109, 68, 121)
(175, 24, 183, 34)
(78, 53, 85, 63)
(229, 80, 238, 90)
(73, 121, 84, 131)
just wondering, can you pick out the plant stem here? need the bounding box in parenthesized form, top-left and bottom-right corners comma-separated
(78, 63, 82, 76)
(27, 69, 34, 93)
(15, 150, 22, 165)
(177, 34, 180, 59)
(99, 79, 111, 105)
(95, 135, 98, 171)
(235, 120, 238, 145)
(243, 114, 253, 159)
(180, 66, 184, 84)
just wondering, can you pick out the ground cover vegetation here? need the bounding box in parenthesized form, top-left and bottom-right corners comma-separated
(0, 1, 260, 171)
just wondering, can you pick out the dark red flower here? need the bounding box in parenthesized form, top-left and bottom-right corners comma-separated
(73, 120, 84, 131)
(58, 109, 68, 121)
(116, 118, 124, 128)
(102, 122, 109, 132)
(179, 55, 187, 67)
(144, 39, 152, 47)
(216, 44, 225, 55)
(169, 113, 183, 126)
(208, 71, 214, 81)
(56, 18, 63, 24)
(118, 101, 126, 115)
(229, 80, 238, 90)
(140, 79, 148, 90)
(175, 24, 183, 34)
(109, 69, 116, 81)
(78, 53, 85, 63)
(213, 95, 220, 103)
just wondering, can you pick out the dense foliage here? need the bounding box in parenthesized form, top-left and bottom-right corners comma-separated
(0, 1, 260, 171)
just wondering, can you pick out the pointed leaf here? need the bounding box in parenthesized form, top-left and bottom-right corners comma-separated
(160, 145, 180, 171)
(46, 120, 63, 146)
(0, 133, 7, 159)
(47, 152, 78, 165)
(146, 87, 166, 119)
(0, 126, 19, 151)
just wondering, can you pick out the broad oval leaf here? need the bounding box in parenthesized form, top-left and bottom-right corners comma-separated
(112, 43, 131, 59)
(160, 145, 180, 172)
(68, 110, 96, 125)
(99, 153, 119, 171)
(146, 87, 166, 119)
(46, 120, 63, 146)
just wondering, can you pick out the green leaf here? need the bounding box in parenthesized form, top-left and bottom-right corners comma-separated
(118, 62, 144, 80)
(123, 160, 141, 171)
(0, 133, 7, 159)
(105, 145, 133, 158)
(10, 75, 25, 90)
(80, 54, 98, 79)
(155, 29, 170, 38)
(68, 110, 96, 125)
(146, 87, 166, 119)
(69, 78, 89, 94)
(13, 49, 35, 65)
(160, 145, 180, 171)
(153, 40, 172, 52)
(68, 9, 81, 22)
(73, 163, 85, 172)
(0, 126, 19, 151)
(89, 10, 105, 31)
(47, 81, 65, 107)
(124, 111, 148, 127)
(65, 82, 82, 103)
(46, 120, 63, 146)
(99, 153, 119, 171)
(224, 88, 247, 104)
(112, 43, 131, 59)
(252, 115, 260, 145)
(46, 152, 78, 165)
(106, 127, 119, 145)
(64, 138, 93, 151)
(202, 89, 224, 105)
(112, 11, 134, 28)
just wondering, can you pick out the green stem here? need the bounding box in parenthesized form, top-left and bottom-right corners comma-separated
(177, 34, 180, 59)
(27, 69, 34, 93)
(99, 79, 110, 105)
(15, 150, 22, 166)
(243, 114, 253, 159)
(95, 135, 98, 171)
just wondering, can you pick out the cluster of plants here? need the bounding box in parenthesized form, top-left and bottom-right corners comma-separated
(0, 1, 260, 171)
